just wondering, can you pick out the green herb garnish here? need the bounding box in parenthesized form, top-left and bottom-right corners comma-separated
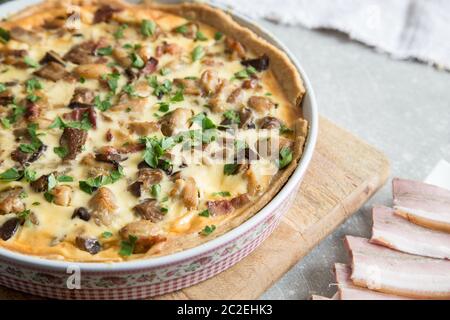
(151, 184, 161, 199)
(119, 235, 138, 256)
(114, 24, 128, 39)
(278, 147, 293, 169)
(0, 27, 10, 44)
(198, 210, 210, 218)
(96, 46, 113, 56)
(214, 32, 224, 41)
(224, 164, 239, 176)
(79, 166, 124, 194)
(0, 168, 23, 182)
(141, 19, 156, 37)
(200, 225, 216, 236)
(213, 191, 231, 197)
(195, 31, 208, 41)
(192, 46, 204, 62)
(24, 57, 39, 69)
(234, 66, 257, 80)
(102, 231, 113, 239)
(223, 110, 241, 125)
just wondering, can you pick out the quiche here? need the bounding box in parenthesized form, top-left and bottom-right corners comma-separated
(0, 0, 308, 262)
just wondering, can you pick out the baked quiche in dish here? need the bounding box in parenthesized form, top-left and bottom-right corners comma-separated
(0, 0, 308, 262)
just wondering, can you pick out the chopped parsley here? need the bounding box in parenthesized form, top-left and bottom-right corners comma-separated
(234, 66, 257, 80)
(192, 46, 204, 62)
(141, 19, 157, 37)
(103, 72, 121, 93)
(25, 78, 42, 102)
(53, 147, 69, 159)
(280, 124, 294, 135)
(79, 166, 124, 194)
(119, 235, 138, 257)
(24, 168, 37, 182)
(159, 68, 170, 76)
(24, 56, 39, 69)
(175, 24, 189, 34)
(151, 184, 161, 199)
(278, 147, 293, 169)
(130, 52, 145, 69)
(0, 27, 10, 44)
(0, 118, 11, 129)
(224, 164, 239, 176)
(0, 83, 6, 93)
(102, 231, 113, 239)
(96, 46, 113, 56)
(191, 113, 217, 130)
(57, 175, 74, 183)
(200, 225, 216, 236)
(19, 123, 43, 154)
(114, 24, 128, 39)
(94, 95, 112, 112)
(141, 136, 178, 169)
(223, 110, 241, 125)
(198, 210, 210, 218)
(158, 102, 170, 113)
(0, 168, 23, 182)
(147, 76, 173, 98)
(195, 31, 208, 41)
(213, 191, 231, 197)
(49, 116, 92, 131)
(214, 31, 224, 41)
(122, 84, 137, 97)
(170, 90, 184, 103)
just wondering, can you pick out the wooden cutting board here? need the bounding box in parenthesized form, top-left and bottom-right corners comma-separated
(0, 117, 390, 300)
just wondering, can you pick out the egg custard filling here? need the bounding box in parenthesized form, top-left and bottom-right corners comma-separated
(0, 0, 308, 262)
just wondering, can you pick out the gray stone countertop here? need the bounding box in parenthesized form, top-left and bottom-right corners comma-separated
(256, 20, 450, 300)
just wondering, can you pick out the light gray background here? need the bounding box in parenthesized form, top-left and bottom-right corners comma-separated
(257, 22, 450, 300)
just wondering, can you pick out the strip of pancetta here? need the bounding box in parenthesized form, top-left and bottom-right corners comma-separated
(345, 236, 450, 299)
(371, 206, 450, 260)
(334, 263, 412, 300)
(393, 178, 450, 232)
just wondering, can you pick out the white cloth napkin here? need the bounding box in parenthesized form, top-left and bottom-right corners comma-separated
(211, 0, 450, 70)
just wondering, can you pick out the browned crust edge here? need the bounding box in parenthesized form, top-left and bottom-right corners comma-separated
(0, 0, 309, 261)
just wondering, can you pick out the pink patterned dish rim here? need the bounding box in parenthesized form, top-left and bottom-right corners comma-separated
(0, 0, 319, 299)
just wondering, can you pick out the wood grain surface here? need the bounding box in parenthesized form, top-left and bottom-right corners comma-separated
(0, 117, 390, 300)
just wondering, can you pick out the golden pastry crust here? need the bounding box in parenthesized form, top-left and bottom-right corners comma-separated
(0, 0, 308, 262)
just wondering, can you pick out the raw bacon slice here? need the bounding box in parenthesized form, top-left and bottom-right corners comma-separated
(371, 206, 450, 260)
(334, 264, 412, 300)
(393, 178, 450, 232)
(345, 236, 450, 299)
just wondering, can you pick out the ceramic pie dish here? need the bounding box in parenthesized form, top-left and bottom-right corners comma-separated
(0, 0, 318, 299)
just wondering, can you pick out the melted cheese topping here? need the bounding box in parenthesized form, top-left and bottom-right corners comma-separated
(0, 4, 302, 262)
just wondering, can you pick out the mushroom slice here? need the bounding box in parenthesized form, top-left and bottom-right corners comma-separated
(34, 62, 69, 82)
(128, 122, 160, 136)
(133, 199, 165, 223)
(59, 128, 88, 161)
(50, 185, 73, 207)
(89, 187, 119, 226)
(119, 221, 166, 254)
(68, 88, 95, 109)
(159, 108, 192, 137)
(9, 27, 41, 44)
(200, 70, 222, 95)
(247, 96, 275, 114)
(75, 236, 101, 255)
(171, 178, 199, 210)
(0, 187, 25, 215)
(40, 50, 66, 66)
